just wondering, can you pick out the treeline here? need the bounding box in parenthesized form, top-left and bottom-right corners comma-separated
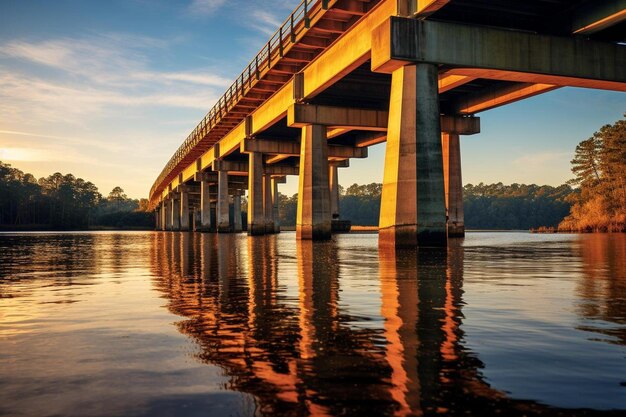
(278, 182, 574, 229)
(559, 115, 625, 232)
(465, 183, 572, 230)
(0, 161, 153, 230)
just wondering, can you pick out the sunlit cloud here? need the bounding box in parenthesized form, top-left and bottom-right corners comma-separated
(0, 130, 124, 152)
(0, 146, 98, 164)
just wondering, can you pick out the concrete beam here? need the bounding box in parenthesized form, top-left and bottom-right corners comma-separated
(242, 138, 368, 158)
(451, 83, 559, 114)
(287, 104, 388, 130)
(439, 73, 476, 93)
(416, 0, 450, 17)
(194, 171, 217, 182)
(397, 0, 450, 18)
(212, 160, 249, 174)
(372, 17, 626, 91)
(329, 160, 350, 168)
(265, 154, 290, 165)
(440, 115, 480, 135)
(572, 0, 626, 34)
(213, 159, 299, 176)
(354, 131, 387, 148)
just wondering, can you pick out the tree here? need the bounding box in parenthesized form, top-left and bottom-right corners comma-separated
(137, 198, 150, 212)
(560, 115, 626, 232)
(108, 186, 127, 201)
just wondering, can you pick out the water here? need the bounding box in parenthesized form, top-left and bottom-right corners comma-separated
(0, 231, 625, 417)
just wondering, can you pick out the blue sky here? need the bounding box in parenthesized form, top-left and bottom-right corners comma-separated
(1, 0, 624, 198)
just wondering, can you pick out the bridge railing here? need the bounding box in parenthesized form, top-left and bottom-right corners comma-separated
(151, 0, 329, 203)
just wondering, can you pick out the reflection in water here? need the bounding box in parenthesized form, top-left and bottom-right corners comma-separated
(148, 233, 625, 416)
(576, 234, 626, 344)
(0, 232, 625, 416)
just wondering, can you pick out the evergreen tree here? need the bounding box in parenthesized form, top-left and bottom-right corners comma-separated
(560, 115, 626, 232)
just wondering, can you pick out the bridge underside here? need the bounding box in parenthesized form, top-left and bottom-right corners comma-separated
(151, 0, 626, 247)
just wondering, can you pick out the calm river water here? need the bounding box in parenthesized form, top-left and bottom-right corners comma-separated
(0, 231, 625, 417)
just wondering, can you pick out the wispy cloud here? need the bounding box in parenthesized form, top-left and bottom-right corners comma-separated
(0, 34, 229, 126)
(0, 37, 230, 87)
(513, 151, 571, 168)
(249, 10, 284, 36)
(0, 130, 123, 152)
(187, 0, 227, 16)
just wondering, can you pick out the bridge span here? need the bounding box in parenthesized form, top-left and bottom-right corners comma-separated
(149, 0, 626, 246)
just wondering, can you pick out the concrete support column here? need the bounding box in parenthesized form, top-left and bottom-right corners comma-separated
(233, 194, 243, 233)
(271, 177, 280, 234)
(164, 200, 171, 231)
(329, 164, 340, 220)
(297, 124, 331, 240)
(179, 189, 189, 231)
(161, 202, 167, 231)
(379, 64, 446, 247)
(248, 152, 265, 236)
(193, 209, 200, 232)
(442, 133, 464, 237)
(155, 209, 160, 231)
(199, 179, 212, 232)
(217, 170, 230, 233)
(263, 174, 275, 234)
(171, 197, 180, 231)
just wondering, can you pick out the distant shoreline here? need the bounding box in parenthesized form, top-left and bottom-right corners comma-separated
(0, 225, 153, 232)
(3, 227, 620, 234)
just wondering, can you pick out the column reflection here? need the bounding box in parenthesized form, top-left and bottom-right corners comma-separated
(149, 234, 615, 417)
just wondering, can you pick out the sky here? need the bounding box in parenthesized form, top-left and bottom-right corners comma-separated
(0, 0, 624, 199)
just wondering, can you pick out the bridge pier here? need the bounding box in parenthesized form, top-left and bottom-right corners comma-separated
(442, 133, 464, 237)
(440, 115, 480, 238)
(170, 196, 180, 231)
(329, 162, 352, 233)
(297, 124, 331, 240)
(217, 170, 230, 233)
(199, 175, 212, 232)
(379, 63, 447, 247)
(156, 202, 163, 231)
(233, 193, 243, 233)
(271, 177, 281, 234)
(248, 151, 265, 236)
(162, 201, 167, 231)
(164, 199, 171, 230)
(263, 174, 275, 234)
(179, 187, 190, 231)
(329, 164, 340, 221)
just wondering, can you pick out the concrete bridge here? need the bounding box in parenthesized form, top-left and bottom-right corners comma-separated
(149, 0, 626, 246)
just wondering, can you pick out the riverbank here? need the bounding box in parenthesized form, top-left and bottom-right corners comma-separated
(0, 225, 153, 232)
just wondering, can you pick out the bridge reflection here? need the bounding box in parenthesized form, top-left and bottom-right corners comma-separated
(149, 233, 624, 416)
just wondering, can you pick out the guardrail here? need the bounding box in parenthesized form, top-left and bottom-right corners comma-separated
(150, 0, 330, 203)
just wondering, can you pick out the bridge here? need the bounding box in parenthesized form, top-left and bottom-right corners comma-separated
(149, 0, 626, 246)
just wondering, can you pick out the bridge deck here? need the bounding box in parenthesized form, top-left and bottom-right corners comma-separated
(150, 0, 383, 205)
(150, 0, 625, 210)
